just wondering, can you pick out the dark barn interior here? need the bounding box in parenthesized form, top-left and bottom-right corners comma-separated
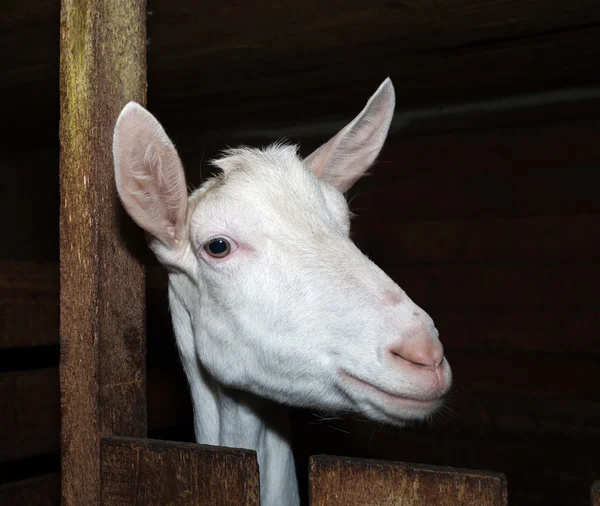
(1, 1, 600, 505)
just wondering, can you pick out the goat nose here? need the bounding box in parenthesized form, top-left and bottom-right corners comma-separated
(389, 336, 444, 369)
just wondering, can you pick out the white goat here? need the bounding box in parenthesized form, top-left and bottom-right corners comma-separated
(113, 78, 452, 506)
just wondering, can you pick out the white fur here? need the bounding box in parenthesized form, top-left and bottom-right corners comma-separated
(113, 78, 452, 506)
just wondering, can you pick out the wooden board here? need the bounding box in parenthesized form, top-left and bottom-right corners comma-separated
(0, 473, 60, 506)
(6, 1, 600, 146)
(0, 150, 59, 262)
(352, 215, 600, 264)
(433, 306, 600, 354)
(450, 351, 600, 398)
(350, 172, 600, 223)
(309, 454, 507, 505)
(0, 369, 59, 463)
(0, 260, 58, 349)
(375, 120, 600, 177)
(386, 263, 600, 307)
(59, 1, 147, 504)
(100, 437, 260, 506)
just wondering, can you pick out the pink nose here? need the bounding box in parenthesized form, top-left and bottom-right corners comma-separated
(389, 334, 444, 369)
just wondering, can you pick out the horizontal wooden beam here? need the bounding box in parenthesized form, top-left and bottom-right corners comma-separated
(6, 2, 600, 145)
(352, 215, 600, 264)
(0, 473, 60, 506)
(0, 151, 58, 263)
(388, 263, 600, 307)
(309, 454, 507, 505)
(0, 368, 59, 463)
(0, 260, 58, 349)
(100, 437, 260, 505)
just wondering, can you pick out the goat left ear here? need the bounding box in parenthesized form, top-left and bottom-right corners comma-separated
(304, 78, 395, 192)
(113, 102, 188, 248)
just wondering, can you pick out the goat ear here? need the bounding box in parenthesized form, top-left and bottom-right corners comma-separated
(305, 78, 395, 192)
(113, 102, 188, 247)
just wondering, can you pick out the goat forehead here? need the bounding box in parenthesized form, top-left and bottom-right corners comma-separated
(190, 146, 333, 225)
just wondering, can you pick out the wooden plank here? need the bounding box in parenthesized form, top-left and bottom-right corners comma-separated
(352, 215, 600, 264)
(149, 23, 600, 134)
(148, 0, 600, 62)
(7, 1, 600, 145)
(386, 263, 600, 307)
(592, 481, 600, 506)
(309, 454, 507, 506)
(374, 120, 600, 177)
(59, 1, 147, 504)
(0, 260, 58, 349)
(449, 351, 600, 398)
(0, 151, 58, 262)
(434, 307, 600, 354)
(429, 390, 600, 442)
(351, 171, 600, 223)
(100, 437, 260, 506)
(0, 473, 60, 506)
(0, 369, 59, 463)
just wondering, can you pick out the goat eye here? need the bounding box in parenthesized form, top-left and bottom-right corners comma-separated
(204, 237, 231, 258)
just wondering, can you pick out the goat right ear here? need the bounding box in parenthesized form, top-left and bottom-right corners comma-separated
(113, 102, 188, 247)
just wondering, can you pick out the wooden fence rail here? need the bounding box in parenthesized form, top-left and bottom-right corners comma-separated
(100, 437, 260, 505)
(309, 455, 508, 506)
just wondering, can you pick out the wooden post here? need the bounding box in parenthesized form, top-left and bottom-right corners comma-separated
(59, 1, 147, 504)
(592, 481, 600, 506)
(309, 455, 508, 506)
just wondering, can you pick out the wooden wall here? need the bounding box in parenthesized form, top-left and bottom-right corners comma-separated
(142, 103, 600, 506)
(1, 1, 599, 504)
(291, 116, 600, 506)
(2, 99, 597, 506)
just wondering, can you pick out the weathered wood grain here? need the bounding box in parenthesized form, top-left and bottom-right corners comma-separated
(309, 454, 507, 505)
(592, 481, 600, 506)
(0, 369, 59, 463)
(0, 473, 60, 506)
(0, 260, 58, 349)
(100, 437, 260, 506)
(59, 1, 147, 504)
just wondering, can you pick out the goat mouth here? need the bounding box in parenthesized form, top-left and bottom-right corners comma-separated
(340, 370, 441, 411)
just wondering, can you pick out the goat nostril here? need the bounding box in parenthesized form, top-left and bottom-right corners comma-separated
(389, 339, 444, 369)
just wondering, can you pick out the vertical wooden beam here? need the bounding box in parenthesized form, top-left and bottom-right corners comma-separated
(309, 455, 508, 506)
(59, 1, 147, 504)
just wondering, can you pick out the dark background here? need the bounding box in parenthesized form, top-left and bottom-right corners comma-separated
(1, 1, 599, 504)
